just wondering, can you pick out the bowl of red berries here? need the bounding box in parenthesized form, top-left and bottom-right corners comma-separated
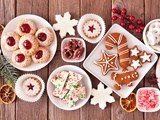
(143, 19, 160, 53)
(136, 87, 160, 112)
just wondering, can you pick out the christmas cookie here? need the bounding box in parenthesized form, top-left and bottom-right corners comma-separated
(111, 70, 139, 90)
(35, 27, 54, 47)
(17, 19, 37, 36)
(140, 51, 152, 64)
(82, 19, 101, 38)
(19, 34, 39, 56)
(32, 47, 50, 63)
(94, 50, 118, 76)
(105, 33, 129, 71)
(130, 59, 142, 70)
(2, 32, 20, 51)
(130, 45, 141, 59)
(53, 12, 78, 38)
(22, 77, 42, 96)
(12, 49, 32, 68)
(90, 82, 115, 109)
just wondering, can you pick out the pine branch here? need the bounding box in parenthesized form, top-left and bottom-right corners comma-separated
(0, 54, 19, 87)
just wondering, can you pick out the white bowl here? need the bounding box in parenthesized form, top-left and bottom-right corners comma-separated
(143, 19, 160, 53)
(47, 65, 92, 110)
(61, 37, 86, 62)
(136, 87, 160, 112)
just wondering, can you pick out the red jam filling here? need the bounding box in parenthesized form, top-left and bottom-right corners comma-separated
(15, 54, 25, 63)
(88, 25, 95, 33)
(20, 24, 31, 33)
(38, 32, 47, 41)
(35, 50, 43, 59)
(6, 37, 16, 46)
(23, 40, 32, 49)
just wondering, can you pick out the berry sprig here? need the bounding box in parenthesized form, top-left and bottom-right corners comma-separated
(112, 8, 144, 33)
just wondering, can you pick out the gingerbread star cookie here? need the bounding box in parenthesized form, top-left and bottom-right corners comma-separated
(130, 45, 141, 59)
(90, 82, 115, 109)
(130, 59, 142, 70)
(53, 12, 78, 38)
(94, 50, 118, 75)
(140, 51, 152, 64)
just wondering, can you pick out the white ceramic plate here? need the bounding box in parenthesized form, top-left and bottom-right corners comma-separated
(1, 14, 57, 71)
(47, 65, 92, 110)
(61, 37, 86, 62)
(83, 24, 158, 98)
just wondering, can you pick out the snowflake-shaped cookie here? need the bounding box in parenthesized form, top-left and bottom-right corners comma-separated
(90, 82, 115, 109)
(53, 12, 78, 38)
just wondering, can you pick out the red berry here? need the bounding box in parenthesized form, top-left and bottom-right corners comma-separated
(119, 15, 124, 20)
(121, 8, 127, 14)
(126, 15, 130, 20)
(137, 19, 143, 25)
(128, 24, 135, 30)
(139, 25, 144, 30)
(117, 9, 121, 14)
(129, 16, 135, 21)
(112, 8, 117, 13)
(135, 28, 141, 33)
(120, 21, 126, 27)
(112, 16, 117, 21)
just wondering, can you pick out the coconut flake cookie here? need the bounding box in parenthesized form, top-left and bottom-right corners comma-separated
(2, 32, 20, 51)
(22, 77, 42, 96)
(140, 51, 152, 64)
(12, 49, 32, 68)
(82, 19, 101, 38)
(35, 27, 54, 47)
(90, 82, 115, 109)
(130, 45, 141, 59)
(17, 19, 37, 36)
(19, 34, 39, 56)
(32, 47, 50, 63)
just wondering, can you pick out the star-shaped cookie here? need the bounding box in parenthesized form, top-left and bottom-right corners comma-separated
(90, 82, 115, 109)
(140, 51, 152, 64)
(94, 50, 118, 75)
(130, 45, 141, 59)
(53, 12, 78, 38)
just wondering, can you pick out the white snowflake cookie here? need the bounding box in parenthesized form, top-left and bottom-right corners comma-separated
(53, 12, 78, 38)
(90, 82, 115, 109)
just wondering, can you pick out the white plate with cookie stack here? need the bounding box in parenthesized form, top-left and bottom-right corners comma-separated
(1, 14, 57, 71)
(83, 24, 158, 98)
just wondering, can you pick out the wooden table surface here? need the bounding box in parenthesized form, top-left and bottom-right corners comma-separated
(0, 0, 160, 120)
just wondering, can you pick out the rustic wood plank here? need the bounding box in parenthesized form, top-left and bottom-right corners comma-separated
(16, 0, 48, 120)
(0, 0, 16, 120)
(111, 0, 144, 120)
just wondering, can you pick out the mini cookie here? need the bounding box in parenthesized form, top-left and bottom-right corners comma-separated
(140, 51, 152, 64)
(82, 19, 101, 38)
(12, 49, 32, 68)
(130, 45, 141, 59)
(32, 47, 50, 63)
(19, 34, 39, 56)
(130, 59, 142, 70)
(22, 77, 42, 96)
(17, 19, 37, 36)
(1, 32, 20, 51)
(35, 27, 54, 47)
(94, 50, 118, 76)
(111, 70, 139, 90)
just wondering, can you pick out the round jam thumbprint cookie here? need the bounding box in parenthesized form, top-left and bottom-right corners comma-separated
(22, 77, 42, 96)
(19, 34, 39, 56)
(12, 49, 32, 67)
(32, 47, 50, 63)
(1, 32, 20, 51)
(82, 19, 101, 38)
(35, 27, 54, 47)
(17, 19, 37, 36)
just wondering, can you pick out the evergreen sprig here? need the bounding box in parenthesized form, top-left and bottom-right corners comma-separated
(0, 54, 19, 87)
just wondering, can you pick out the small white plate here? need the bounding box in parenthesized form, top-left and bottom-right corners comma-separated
(83, 24, 158, 98)
(15, 74, 45, 102)
(47, 65, 92, 110)
(1, 14, 57, 71)
(77, 13, 106, 44)
(136, 87, 160, 112)
(61, 37, 86, 62)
